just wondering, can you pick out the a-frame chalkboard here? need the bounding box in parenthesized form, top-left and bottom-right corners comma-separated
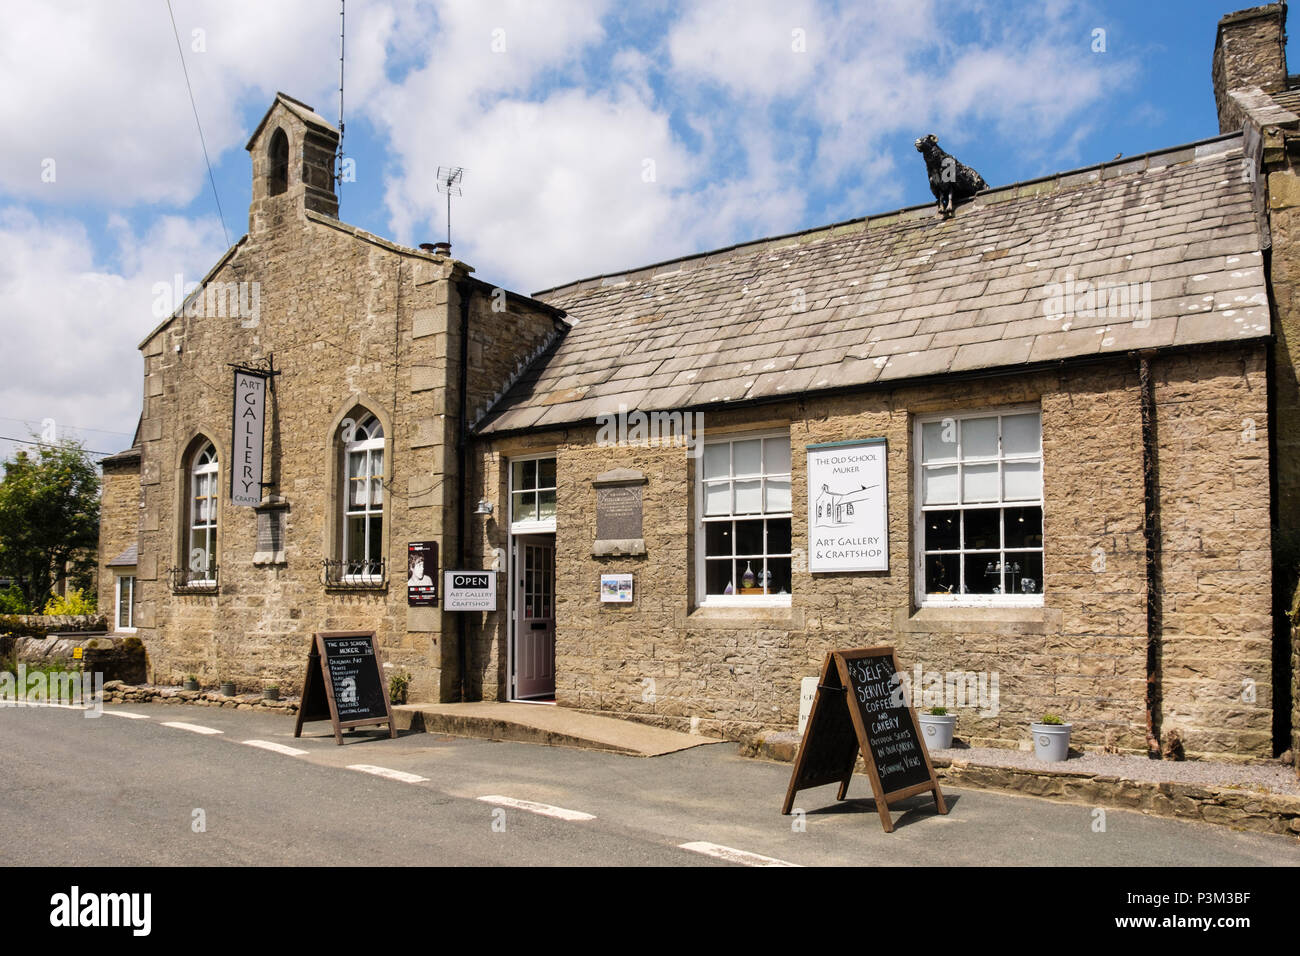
(782, 647, 946, 832)
(293, 631, 397, 745)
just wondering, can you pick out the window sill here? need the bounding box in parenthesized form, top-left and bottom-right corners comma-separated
(679, 604, 803, 630)
(895, 604, 1060, 634)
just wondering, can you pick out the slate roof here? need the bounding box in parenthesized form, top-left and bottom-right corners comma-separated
(476, 133, 1270, 434)
(107, 543, 138, 567)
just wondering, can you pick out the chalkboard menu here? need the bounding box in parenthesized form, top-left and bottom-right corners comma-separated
(782, 647, 946, 832)
(294, 631, 397, 745)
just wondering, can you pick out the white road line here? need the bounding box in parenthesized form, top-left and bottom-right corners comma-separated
(347, 764, 428, 784)
(678, 842, 801, 867)
(242, 739, 309, 756)
(477, 795, 596, 822)
(161, 721, 223, 735)
(104, 710, 149, 719)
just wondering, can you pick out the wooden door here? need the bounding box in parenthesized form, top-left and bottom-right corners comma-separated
(514, 535, 556, 699)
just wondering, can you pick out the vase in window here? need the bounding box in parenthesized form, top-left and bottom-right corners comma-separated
(724, 581, 734, 595)
(742, 562, 756, 588)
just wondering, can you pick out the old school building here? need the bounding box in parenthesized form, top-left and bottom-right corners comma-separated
(101, 3, 1300, 765)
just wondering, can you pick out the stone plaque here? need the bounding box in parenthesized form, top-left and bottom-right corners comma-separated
(596, 484, 643, 541)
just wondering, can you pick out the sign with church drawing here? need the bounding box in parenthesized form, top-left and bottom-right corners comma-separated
(807, 438, 888, 573)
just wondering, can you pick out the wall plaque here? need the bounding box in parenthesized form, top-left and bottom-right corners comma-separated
(592, 468, 647, 556)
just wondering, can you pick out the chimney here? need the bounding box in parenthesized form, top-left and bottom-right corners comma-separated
(419, 241, 452, 256)
(1213, 3, 1289, 133)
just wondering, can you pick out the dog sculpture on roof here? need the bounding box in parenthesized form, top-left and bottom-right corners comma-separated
(914, 134, 988, 218)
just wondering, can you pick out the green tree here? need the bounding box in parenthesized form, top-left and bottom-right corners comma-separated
(0, 439, 100, 610)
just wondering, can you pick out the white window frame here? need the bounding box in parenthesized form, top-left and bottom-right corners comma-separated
(114, 575, 136, 633)
(188, 442, 218, 585)
(342, 415, 385, 583)
(913, 404, 1044, 608)
(694, 428, 793, 608)
(509, 453, 557, 535)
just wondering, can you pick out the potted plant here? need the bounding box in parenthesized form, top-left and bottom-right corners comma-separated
(262, 683, 280, 701)
(220, 679, 237, 697)
(1031, 713, 1072, 762)
(183, 674, 200, 692)
(918, 706, 957, 750)
(389, 669, 411, 706)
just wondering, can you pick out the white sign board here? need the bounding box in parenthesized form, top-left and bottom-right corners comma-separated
(798, 675, 818, 735)
(231, 370, 267, 507)
(444, 570, 497, 611)
(807, 438, 888, 572)
(600, 573, 634, 603)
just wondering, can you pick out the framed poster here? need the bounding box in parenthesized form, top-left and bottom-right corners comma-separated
(599, 573, 634, 603)
(407, 541, 439, 606)
(807, 438, 888, 573)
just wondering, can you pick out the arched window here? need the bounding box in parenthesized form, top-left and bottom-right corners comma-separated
(268, 128, 288, 197)
(341, 414, 384, 581)
(187, 441, 219, 586)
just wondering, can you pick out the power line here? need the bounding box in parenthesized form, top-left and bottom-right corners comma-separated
(0, 436, 117, 458)
(166, 0, 230, 248)
(0, 416, 133, 438)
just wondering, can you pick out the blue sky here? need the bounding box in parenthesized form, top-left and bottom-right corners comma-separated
(0, 0, 1289, 461)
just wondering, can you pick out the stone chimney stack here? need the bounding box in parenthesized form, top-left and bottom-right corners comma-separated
(245, 93, 340, 233)
(1213, 3, 1289, 133)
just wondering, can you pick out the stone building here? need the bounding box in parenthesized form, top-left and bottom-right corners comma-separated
(103, 5, 1300, 765)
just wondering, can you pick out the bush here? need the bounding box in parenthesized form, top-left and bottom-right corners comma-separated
(43, 588, 96, 616)
(0, 614, 48, 638)
(0, 585, 29, 615)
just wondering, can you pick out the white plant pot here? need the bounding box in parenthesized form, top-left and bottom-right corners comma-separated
(918, 714, 956, 751)
(1031, 723, 1072, 762)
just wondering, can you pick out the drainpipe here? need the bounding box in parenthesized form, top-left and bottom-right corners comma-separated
(1139, 353, 1162, 757)
(455, 277, 471, 703)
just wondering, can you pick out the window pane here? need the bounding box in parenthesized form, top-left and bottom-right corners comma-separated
(705, 521, 732, 557)
(765, 558, 792, 595)
(962, 417, 999, 458)
(370, 451, 384, 505)
(767, 519, 792, 555)
(962, 462, 999, 503)
(764, 478, 791, 513)
(521, 459, 537, 490)
(513, 491, 537, 523)
(923, 509, 960, 551)
(705, 559, 734, 595)
(1003, 460, 1041, 501)
(703, 481, 730, 516)
(1006, 551, 1044, 595)
(733, 439, 762, 477)
(538, 488, 556, 520)
(763, 438, 791, 475)
(346, 516, 366, 564)
(702, 444, 730, 480)
(189, 530, 209, 571)
(735, 519, 764, 555)
(733, 479, 762, 514)
(1005, 507, 1043, 548)
(922, 465, 958, 505)
(538, 458, 556, 488)
(367, 515, 383, 563)
(964, 508, 1001, 550)
(963, 553, 1003, 594)
(922, 420, 957, 463)
(1002, 413, 1040, 456)
(925, 553, 959, 595)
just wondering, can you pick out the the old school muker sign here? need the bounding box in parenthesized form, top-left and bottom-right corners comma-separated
(807, 438, 888, 572)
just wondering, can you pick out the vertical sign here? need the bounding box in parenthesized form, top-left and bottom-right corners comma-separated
(231, 370, 267, 506)
(806, 438, 888, 572)
(407, 541, 439, 606)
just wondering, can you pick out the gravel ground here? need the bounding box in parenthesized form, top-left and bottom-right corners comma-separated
(933, 746, 1300, 796)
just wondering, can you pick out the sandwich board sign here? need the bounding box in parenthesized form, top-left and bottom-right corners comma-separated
(294, 631, 396, 745)
(782, 646, 946, 833)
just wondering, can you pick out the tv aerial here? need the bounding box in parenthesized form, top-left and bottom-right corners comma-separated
(436, 166, 464, 247)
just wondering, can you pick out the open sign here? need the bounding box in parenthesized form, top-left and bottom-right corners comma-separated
(444, 570, 497, 611)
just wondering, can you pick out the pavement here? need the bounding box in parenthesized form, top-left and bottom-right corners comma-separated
(1, 699, 1296, 866)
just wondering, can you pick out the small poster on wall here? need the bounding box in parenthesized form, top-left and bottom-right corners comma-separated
(407, 541, 439, 606)
(807, 438, 889, 573)
(600, 574, 634, 603)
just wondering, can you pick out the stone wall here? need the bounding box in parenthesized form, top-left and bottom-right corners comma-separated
(471, 347, 1274, 758)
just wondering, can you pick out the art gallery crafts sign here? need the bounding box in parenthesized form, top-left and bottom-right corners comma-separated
(807, 438, 888, 573)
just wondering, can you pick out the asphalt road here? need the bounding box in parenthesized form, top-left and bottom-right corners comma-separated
(2, 700, 1296, 867)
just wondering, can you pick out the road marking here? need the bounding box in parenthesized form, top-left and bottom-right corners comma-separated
(104, 710, 150, 719)
(477, 795, 596, 822)
(347, 764, 428, 784)
(678, 842, 801, 867)
(161, 721, 223, 735)
(242, 739, 309, 756)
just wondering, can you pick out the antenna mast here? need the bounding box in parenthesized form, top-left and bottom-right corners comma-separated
(436, 166, 464, 247)
(336, 0, 346, 187)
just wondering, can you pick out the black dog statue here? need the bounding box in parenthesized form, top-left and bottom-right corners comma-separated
(914, 134, 988, 217)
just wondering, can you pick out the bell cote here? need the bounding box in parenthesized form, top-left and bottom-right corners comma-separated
(245, 92, 340, 231)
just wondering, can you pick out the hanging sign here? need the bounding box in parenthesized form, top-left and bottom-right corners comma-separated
(807, 438, 888, 572)
(782, 646, 946, 833)
(230, 370, 267, 506)
(293, 631, 396, 746)
(444, 571, 496, 611)
(407, 541, 439, 606)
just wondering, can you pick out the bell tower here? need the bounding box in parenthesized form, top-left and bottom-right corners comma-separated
(245, 92, 340, 232)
